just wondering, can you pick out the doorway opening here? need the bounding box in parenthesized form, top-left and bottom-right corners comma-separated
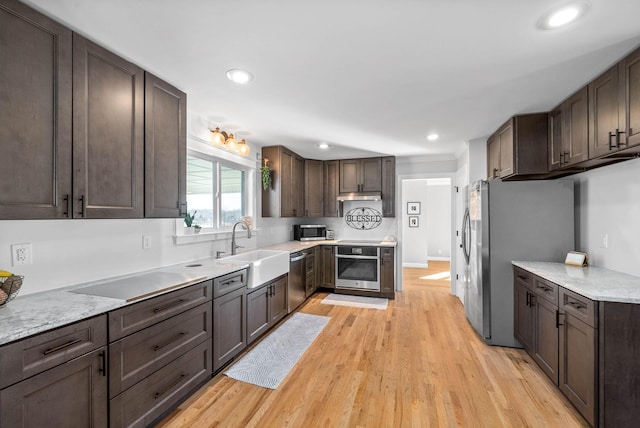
(398, 176, 454, 294)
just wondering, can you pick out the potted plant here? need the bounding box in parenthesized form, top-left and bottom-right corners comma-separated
(184, 210, 197, 234)
(193, 224, 202, 234)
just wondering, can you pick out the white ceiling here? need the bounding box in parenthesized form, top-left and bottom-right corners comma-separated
(24, 0, 640, 161)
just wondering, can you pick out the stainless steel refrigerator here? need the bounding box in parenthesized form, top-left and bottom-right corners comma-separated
(461, 179, 574, 347)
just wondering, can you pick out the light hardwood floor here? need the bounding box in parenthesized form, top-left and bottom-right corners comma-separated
(157, 262, 588, 427)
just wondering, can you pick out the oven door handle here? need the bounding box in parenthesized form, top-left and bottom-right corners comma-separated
(335, 254, 379, 260)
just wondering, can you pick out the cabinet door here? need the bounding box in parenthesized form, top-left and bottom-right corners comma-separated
(73, 34, 144, 218)
(213, 287, 246, 371)
(305, 251, 316, 297)
(270, 275, 289, 324)
(323, 160, 339, 217)
(0, 347, 108, 428)
(498, 121, 514, 178)
(563, 87, 589, 166)
(247, 285, 270, 345)
(620, 47, 640, 148)
(559, 312, 597, 427)
(589, 65, 620, 158)
(0, 0, 72, 219)
(280, 149, 294, 217)
(321, 246, 335, 288)
(380, 248, 395, 298)
(361, 158, 382, 192)
(514, 282, 535, 353)
(381, 156, 395, 217)
(304, 159, 324, 217)
(487, 135, 500, 180)
(339, 159, 360, 193)
(548, 107, 563, 171)
(533, 297, 559, 385)
(144, 72, 186, 218)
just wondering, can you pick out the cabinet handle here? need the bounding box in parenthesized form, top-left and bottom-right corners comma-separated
(526, 291, 530, 307)
(154, 374, 186, 400)
(153, 332, 186, 352)
(566, 300, 586, 310)
(43, 338, 83, 355)
(492, 168, 499, 178)
(609, 131, 617, 150)
(517, 274, 528, 280)
(559, 152, 564, 164)
(78, 194, 86, 217)
(153, 298, 186, 314)
(179, 202, 187, 216)
(536, 285, 552, 293)
(63, 194, 70, 217)
(617, 129, 627, 147)
(556, 310, 562, 328)
(563, 151, 569, 164)
(99, 350, 107, 376)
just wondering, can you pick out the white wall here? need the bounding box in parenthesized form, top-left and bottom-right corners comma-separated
(426, 182, 451, 259)
(401, 180, 429, 267)
(571, 157, 640, 276)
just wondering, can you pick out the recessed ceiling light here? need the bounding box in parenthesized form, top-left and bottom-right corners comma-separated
(317, 142, 330, 149)
(537, 1, 590, 30)
(427, 133, 439, 141)
(226, 68, 254, 84)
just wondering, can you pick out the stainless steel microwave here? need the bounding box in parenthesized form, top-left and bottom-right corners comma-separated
(294, 224, 327, 241)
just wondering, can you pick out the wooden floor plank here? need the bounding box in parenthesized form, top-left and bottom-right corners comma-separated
(157, 262, 588, 427)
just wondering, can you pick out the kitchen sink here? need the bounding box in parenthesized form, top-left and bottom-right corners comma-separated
(223, 250, 290, 288)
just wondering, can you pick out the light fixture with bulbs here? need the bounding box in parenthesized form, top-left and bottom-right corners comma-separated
(209, 127, 251, 157)
(537, 1, 590, 30)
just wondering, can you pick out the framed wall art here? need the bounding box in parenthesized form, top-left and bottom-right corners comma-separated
(409, 216, 419, 228)
(407, 202, 421, 215)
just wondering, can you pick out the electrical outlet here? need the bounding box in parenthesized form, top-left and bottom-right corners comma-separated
(11, 243, 32, 266)
(600, 234, 608, 248)
(142, 235, 151, 250)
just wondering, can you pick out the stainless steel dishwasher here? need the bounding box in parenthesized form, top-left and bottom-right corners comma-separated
(288, 251, 307, 312)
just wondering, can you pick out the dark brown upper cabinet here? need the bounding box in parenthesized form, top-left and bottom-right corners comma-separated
(144, 72, 187, 218)
(486, 114, 548, 180)
(549, 87, 589, 171)
(73, 34, 145, 218)
(323, 160, 339, 217)
(262, 146, 305, 217)
(589, 47, 640, 159)
(0, 0, 73, 219)
(381, 156, 396, 217)
(339, 158, 382, 193)
(304, 159, 324, 217)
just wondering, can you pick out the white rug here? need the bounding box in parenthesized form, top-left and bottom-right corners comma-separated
(321, 293, 388, 310)
(224, 312, 330, 389)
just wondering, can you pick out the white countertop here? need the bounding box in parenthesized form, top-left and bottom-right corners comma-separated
(262, 239, 397, 253)
(0, 259, 249, 346)
(512, 261, 640, 304)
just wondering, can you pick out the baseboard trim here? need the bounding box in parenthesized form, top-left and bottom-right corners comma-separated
(403, 263, 428, 268)
(427, 257, 451, 262)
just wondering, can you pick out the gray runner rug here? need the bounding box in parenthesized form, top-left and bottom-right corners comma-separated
(224, 312, 330, 389)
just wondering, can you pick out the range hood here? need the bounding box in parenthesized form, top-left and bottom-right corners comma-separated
(336, 192, 382, 202)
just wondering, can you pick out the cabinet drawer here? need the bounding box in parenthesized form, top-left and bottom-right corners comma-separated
(533, 277, 559, 305)
(109, 302, 211, 398)
(0, 315, 107, 389)
(560, 288, 597, 328)
(109, 280, 212, 341)
(513, 266, 534, 289)
(109, 340, 212, 428)
(213, 269, 247, 298)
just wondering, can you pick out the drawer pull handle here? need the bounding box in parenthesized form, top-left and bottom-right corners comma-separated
(154, 374, 186, 399)
(43, 338, 83, 355)
(99, 350, 107, 376)
(517, 274, 528, 280)
(537, 286, 552, 293)
(153, 299, 186, 314)
(567, 301, 586, 310)
(153, 332, 186, 352)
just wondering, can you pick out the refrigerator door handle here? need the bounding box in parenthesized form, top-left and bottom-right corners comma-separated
(461, 208, 471, 265)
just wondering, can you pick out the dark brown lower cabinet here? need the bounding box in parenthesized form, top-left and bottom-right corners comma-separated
(534, 297, 559, 385)
(320, 245, 335, 288)
(109, 340, 211, 428)
(247, 275, 289, 345)
(559, 311, 597, 427)
(213, 286, 247, 371)
(0, 347, 108, 428)
(380, 247, 395, 298)
(514, 280, 535, 351)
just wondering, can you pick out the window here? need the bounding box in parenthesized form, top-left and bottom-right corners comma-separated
(186, 152, 252, 230)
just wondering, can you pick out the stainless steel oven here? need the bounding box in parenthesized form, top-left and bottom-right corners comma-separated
(335, 246, 380, 291)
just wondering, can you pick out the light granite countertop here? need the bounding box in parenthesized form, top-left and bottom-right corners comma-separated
(263, 239, 398, 253)
(512, 261, 640, 304)
(0, 259, 249, 346)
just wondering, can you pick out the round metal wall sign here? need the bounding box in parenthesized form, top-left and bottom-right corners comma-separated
(344, 207, 382, 230)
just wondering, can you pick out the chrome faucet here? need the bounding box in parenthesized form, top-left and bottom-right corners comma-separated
(231, 220, 252, 255)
